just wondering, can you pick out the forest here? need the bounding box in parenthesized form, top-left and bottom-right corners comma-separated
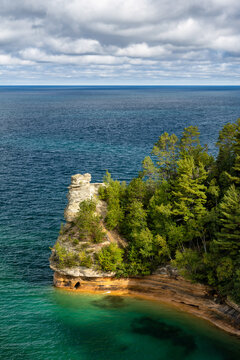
(97, 118, 240, 304)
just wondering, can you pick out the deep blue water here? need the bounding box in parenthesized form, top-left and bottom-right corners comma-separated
(1, 86, 240, 359)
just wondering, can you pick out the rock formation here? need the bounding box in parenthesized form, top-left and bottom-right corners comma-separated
(64, 173, 102, 222)
(50, 173, 120, 278)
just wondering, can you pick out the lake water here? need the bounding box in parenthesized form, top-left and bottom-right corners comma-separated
(1, 86, 240, 359)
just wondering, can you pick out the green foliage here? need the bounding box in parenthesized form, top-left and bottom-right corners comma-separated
(105, 200, 123, 230)
(72, 238, 79, 245)
(152, 132, 179, 180)
(216, 257, 233, 282)
(59, 223, 66, 235)
(53, 243, 93, 269)
(125, 244, 152, 276)
(123, 200, 147, 238)
(216, 120, 239, 189)
(78, 251, 92, 268)
(54, 243, 78, 268)
(227, 120, 240, 184)
(179, 126, 200, 156)
(126, 177, 148, 204)
(180, 126, 214, 168)
(216, 122, 236, 168)
(142, 156, 159, 185)
(132, 228, 154, 258)
(172, 249, 207, 282)
(99, 171, 125, 230)
(172, 156, 208, 222)
(207, 179, 220, 207)
(154, 234, 171, 262)
(75, 199, 106, 243)
(215, 184, 240, 255)
(96, 243, 123, 272)
(100, 120, 240, 303)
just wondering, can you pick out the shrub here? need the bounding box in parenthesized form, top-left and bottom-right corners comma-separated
(75, 199, 106, 243)
(78, 251, 92, 268)
(96, 243, 123, 272)
(59, 223, 66, 235)
(91, 225, 106, 243)
(54, 243, 78, 268)
(99, 171, 125, 230)
(72, 238, 79, 245)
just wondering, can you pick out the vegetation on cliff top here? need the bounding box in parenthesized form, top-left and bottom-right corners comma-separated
(98, 119, 240, 303)
(50, 199, 106, 269)
(51, 118, 240, 304)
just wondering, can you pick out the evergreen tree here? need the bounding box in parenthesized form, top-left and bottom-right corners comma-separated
(180, 126, 213, 168)
(215, 184, 240, 256)
(152, 132, 179, 180)
(99, 120, 240, 303)
(123, 200, 147, 239)
(172, 156, 208, 222)
(227, 119, 240, 185)
(179, 126, 201, 157)
(126, 177, 148, 205)
(99, 171, 125, 230)
(216, 121, 237, 177)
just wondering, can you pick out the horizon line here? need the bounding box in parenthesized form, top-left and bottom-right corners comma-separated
(1, 84, 240, 87)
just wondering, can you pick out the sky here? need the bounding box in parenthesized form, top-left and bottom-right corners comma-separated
(0, 0, 240, 85)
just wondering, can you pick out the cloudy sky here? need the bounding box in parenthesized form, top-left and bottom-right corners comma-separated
(0, 0, 240, 85)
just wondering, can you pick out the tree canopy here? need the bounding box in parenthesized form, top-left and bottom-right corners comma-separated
(100, 118, 240, 304)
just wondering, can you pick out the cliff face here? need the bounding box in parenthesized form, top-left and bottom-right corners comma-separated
(64, 173, 102, 222)
(50, 173, 240, 337)
(50, 173, 126, 278)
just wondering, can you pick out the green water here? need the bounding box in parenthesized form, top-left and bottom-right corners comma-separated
(2, 276, 240, 360)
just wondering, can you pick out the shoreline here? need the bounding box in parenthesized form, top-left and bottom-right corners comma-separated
(53, 271, 240, 338)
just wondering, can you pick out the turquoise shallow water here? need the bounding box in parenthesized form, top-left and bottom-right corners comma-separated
(1, 86, 240, 359)
(1, 285, 240, 360)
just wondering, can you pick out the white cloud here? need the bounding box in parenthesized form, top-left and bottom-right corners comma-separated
(0, 53, 33, 65)
(46, 38, 102, 55)
(212, 35, 240, 53)
(0, 0, 240, 84)
(115, 43, 170, 58)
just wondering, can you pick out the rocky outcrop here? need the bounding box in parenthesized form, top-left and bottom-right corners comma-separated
(50, 262, 114, 278)
(50, 173, 126, 278)
(64, 173, 102, 222)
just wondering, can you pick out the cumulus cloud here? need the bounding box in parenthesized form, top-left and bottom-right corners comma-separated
(0, 0, 240, 84)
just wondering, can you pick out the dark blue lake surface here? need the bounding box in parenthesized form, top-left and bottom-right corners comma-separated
(1, 86, 240, 359)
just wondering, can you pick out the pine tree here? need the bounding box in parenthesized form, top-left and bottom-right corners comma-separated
(123, 200, 147, 239)
(224, 119, 240, 186)
(151, 132, 179, 180)
(179, 126, 201, 156)
(229, 119, 240, 184)
(215, 184, 240, 256)
(180, 126, 213, 167)
(172, 156, 208, 222)
(216, 121, 237, 176)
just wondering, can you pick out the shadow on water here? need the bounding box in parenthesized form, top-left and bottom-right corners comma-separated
(53, 313, 130, 359)
(131, 316, 196, 356)
(91, 295, 127, 309)
(131, 316, 240, 360)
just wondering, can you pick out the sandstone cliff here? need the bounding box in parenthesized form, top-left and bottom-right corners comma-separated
(64, 173, 102, 223)
(50, 173, 126, 278)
